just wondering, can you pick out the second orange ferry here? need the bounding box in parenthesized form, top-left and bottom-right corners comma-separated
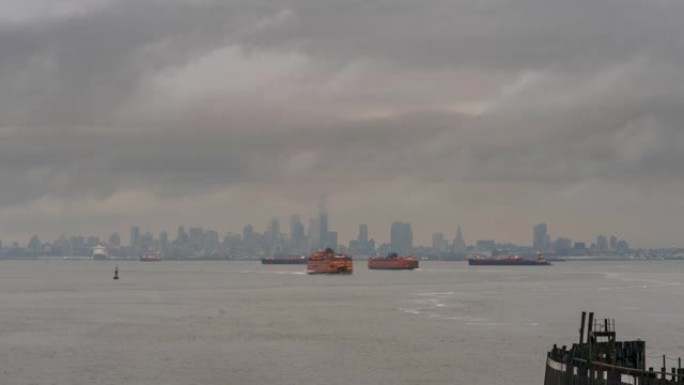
(368, 253, 419, 270)
(307, 248, 353, 274)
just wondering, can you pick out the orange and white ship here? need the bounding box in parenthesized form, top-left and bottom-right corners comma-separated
(307, 248, 353, 275)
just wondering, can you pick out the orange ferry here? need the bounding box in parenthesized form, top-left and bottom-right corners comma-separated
(307, 248, 353, 274)
(368, 253, 419, 270)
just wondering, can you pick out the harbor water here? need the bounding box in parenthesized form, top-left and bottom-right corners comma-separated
(1, 260, 684, 385)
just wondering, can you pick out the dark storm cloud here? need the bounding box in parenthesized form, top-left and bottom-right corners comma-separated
(0, 110, 463, 206)
(1, 0, 684, 245)
(0, 0, 281, 127)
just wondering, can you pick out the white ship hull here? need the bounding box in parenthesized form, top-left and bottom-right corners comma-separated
(92, 245, 109, 260)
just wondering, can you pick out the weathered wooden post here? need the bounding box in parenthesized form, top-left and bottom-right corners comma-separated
(580, 311, 587, 345)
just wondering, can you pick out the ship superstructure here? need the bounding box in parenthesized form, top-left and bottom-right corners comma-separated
(307, 248, 353, 274)
(92, 245, 109, 260)
(368, 253, 418, 270)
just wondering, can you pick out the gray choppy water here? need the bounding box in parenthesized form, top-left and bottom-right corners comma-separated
(2, 260, 684, 385)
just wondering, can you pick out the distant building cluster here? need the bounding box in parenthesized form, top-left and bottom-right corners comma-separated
(530, 222, 631, 256)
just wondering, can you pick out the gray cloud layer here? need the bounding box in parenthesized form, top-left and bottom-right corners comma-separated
(1, 0, 683, 246)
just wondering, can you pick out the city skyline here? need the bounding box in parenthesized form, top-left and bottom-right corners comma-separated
(2, 1, 684, 249)
(0, 218, 639, 260)
(0, 214, 635, 252)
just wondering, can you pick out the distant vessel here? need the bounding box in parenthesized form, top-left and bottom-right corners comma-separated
(545, 311, 682, 385)
(261, 255, 307, 265)
(468, 253, 551, 266)
(307, 248, 353, 275)
(139, 253, 162, 262)
(545, 257, 566, 262)
(368, 253, 419, 270)
(92, 245, 109, 260)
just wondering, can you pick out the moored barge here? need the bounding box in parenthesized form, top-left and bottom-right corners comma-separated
(468, 253, 550, 266)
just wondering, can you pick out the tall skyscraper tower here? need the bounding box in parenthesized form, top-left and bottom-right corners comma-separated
(130, 226, 140, 250)
(596, 235, 608, 252)
(290, 215, 302, 241)
(533, 223, 548, 251)
(267, 218, 281, 251)
(108, 232, 121, 247)
(432, 232, 447, 253)
(289, 215, 306, 253)
(452, 225, 466, 253)
(308, 218, 319, 251)
(318, 195, 329, 249)
(609, 235, 618, 250)
(390, 221, 413, 255)
(358, 224, 368, 244)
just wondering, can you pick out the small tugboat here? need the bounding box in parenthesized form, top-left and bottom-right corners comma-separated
(545, 311, 683, 384)
(368, 253, 419, 270)
(307, 248, 353, 275)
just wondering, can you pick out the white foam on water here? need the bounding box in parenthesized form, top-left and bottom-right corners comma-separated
(414, 292, 455, 296)
(398, 307, 422, 315)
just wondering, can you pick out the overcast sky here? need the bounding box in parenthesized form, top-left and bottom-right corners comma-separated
(1, 0, 683, 247)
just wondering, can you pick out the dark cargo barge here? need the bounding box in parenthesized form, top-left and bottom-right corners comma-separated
(545, 311, 682, 385)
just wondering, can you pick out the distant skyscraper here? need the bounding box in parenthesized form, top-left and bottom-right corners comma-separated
(308, 218, 319, 251)
(349, 224, 373, 256)
(108, 232, 121, 247)
(432, 232, 447, 253)
(267, 218, 281, 251)
(130, 226, 140, 250)
(609, 235, 618, 250)
(616, 239, 629, 251)
(390, 221, 413, 254)
(176, 226, 189, 244)
(242, 224, 254, 242)
(452, 225, 466, 253)
(139, 231, 154, 252)
(205, 230, 220, 252)
(327, 231, 338, 250)
(289, 215, 306, 253)
(554, 237, 572, 251)
(597, 235, 608, 252)
(533, 223, 548, 251)
(476, 240, 496, 251)
(289, 215, 303, 241)
(359, 224, 368, 244)
(159, 231, 169, 255)
(318, 195, 329, 249)
(189, 227, 204, 251)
